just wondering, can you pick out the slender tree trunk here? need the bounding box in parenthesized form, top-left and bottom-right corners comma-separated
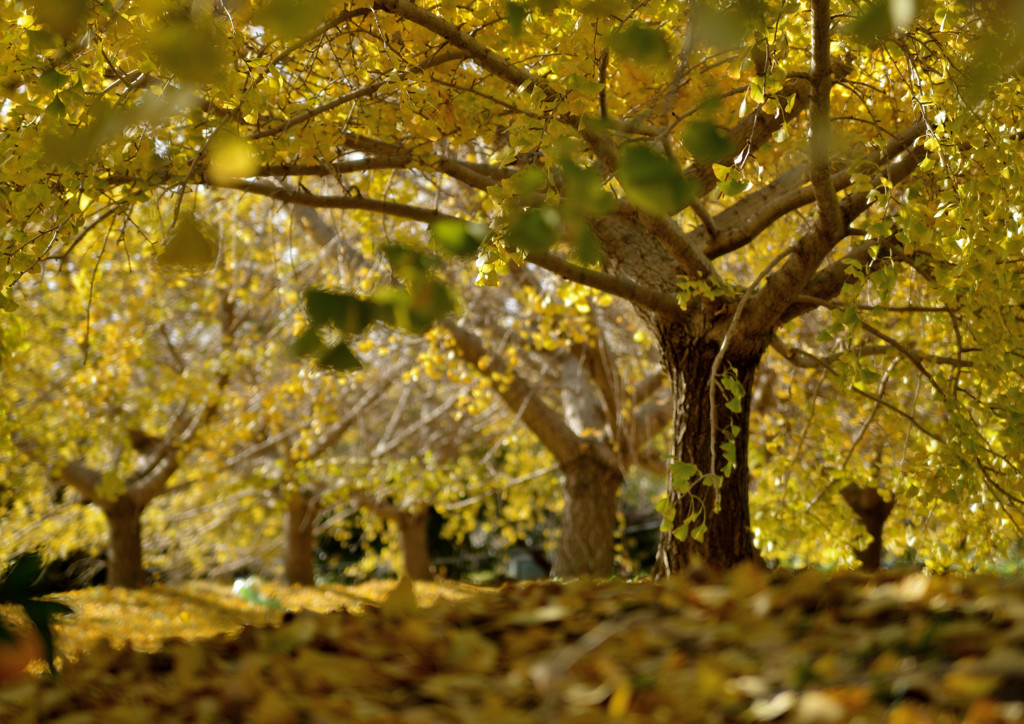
(102, 497, 145, 589)
(654, 338, 762, 577)
(398, 509, 431, 580)
(552, 457, 622, 578)
(840, 484, 896, 571)
(284, 488, 317, 585)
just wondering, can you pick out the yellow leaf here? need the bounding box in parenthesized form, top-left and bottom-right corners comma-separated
(157, 213, 219, 271)
(206, 134, 261, 184)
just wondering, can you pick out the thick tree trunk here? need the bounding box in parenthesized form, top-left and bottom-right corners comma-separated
(551, 456, 622, 578)
(398, 509, 431, 580)
(654, 338, 762, 577)
(102, 497, 145, 589)
(284, 488, 317, 585)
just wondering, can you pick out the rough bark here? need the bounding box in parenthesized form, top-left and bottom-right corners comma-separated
(442, 318, 629, 578)
(654, 336, 763, 576)
(398, 509, 431, 580)
(102, 497, 145, 589)
(551, 454, 622, 578)
(284, 488, 317, 585)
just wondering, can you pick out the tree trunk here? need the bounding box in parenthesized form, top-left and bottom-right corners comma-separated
(102, 497, 145, 589)
(551, 455, 622, 578)
(284, 488, 317, 585)
(840, 484, 896, 571)
(654, 338, 762, 577)
(398, 509, 431, 580)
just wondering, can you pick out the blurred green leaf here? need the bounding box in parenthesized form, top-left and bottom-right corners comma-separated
(431, 219, 490, 257)
(320, 342, 362, 371)
(252, 0, 331, 40)
(149, 16, 228, 85)
(506, 2, 528, 36)
(289, 327, 325, 358)
(0, 552, 44, 599)
(383, 244, 438, 278)
(28, 0, 89, 40)
(561, 161, 616, 216)
(683, 121, 735, 164)
(607, 22, 672, 64)
(507, 206, 560, 252)
(616, 144, 697, 216)
(690, 0, 761, 48)
(304, 289, 381, 335)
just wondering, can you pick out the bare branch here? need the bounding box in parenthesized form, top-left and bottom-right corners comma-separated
(527, 250, 685, 320)
(209, 179, 457, 224)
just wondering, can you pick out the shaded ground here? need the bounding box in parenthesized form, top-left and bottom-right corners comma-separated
(1, 566, 1023, 722)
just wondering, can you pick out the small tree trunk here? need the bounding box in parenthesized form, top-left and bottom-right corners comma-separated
(284, 488, 317, 585)
(840, 484, 896, 571)
(102, 497, 145, 589)
(654, 339, 762, 577)
(551, 456, 622, 578)
(398, 510, 431, 580)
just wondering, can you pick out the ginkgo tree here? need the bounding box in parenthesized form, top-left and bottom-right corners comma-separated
(4, 0, 1024, 574)
(0, 188, 569, 586)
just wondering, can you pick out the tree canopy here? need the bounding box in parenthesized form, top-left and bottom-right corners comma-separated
(4, 0, 1024, 575)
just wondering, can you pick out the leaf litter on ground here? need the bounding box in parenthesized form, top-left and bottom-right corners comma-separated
(1, 565, 1023, 722)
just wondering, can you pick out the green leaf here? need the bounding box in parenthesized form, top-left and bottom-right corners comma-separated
(27, 0, 89, 40)
(289, 327, 325, 359)
(506, 1, 528, 36)
(845, 0, 917, 44)
(616, 144, 698, 216)
(399, 278, 456, 333)
(431, 219, 490, 257)
(149, 17, 228, 85)
(0, 552, 44, 599)
(319, 342, 361, 371)
(561, 161, 616, 216)
(304, 289, 381, 335)
(690, 1, 755, 48)
(507, 206, 560, 252)
(572, 227, 603, 265)
(383, 244, 437, 278)
(38, 68, 70, 92)
(252, 0, 330, 40)
(672, 461, 699, 483)
(21, 599, 72, 672)
(607, 22, 672, 65)
(717, 178, 748, 196)
(672, 523, 690, 541)
(683, 121, 736, 164)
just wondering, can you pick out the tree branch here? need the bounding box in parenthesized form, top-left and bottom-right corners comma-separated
(440, 317, 614, 470)
(527, 250, 685, 320)
(209, 179, 457, 224)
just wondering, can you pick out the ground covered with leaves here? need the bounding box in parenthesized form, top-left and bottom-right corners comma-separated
(1, 566, 1023, 723)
